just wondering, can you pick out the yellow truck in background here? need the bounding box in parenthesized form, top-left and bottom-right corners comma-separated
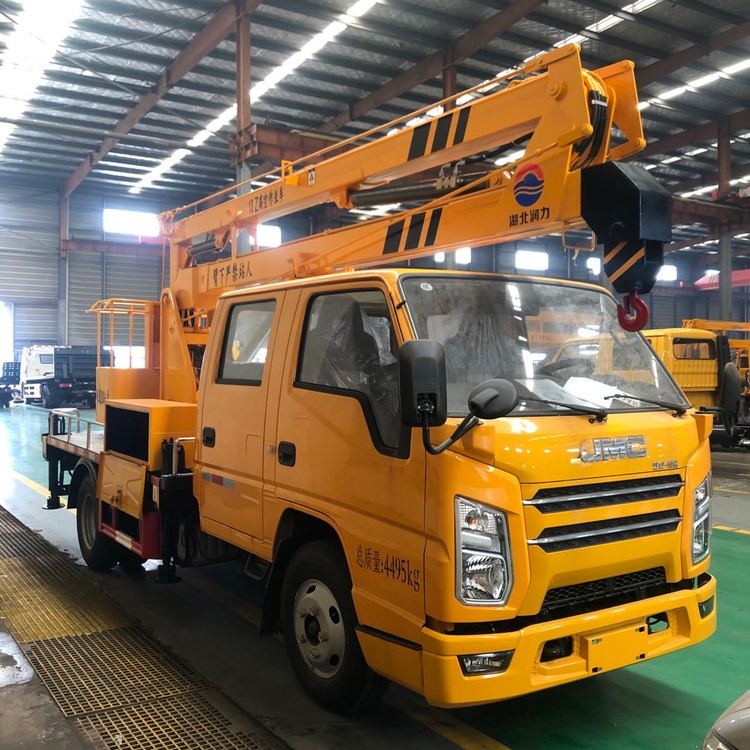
(41, 46, 716, 713)
(643, 323, 749, 447)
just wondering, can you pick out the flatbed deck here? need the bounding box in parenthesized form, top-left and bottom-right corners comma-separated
(43, 410, 103, 464)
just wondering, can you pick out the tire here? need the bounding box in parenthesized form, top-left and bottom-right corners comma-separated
(118, 548, 146, 575)
(280, 540, 386, 714)
(41, 385, 56, 410)
(76, 473, 119, 571)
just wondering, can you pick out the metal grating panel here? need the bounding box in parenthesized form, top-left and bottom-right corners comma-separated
(25, 627, 207, 717)
(0, 529, 60, 558)
(0, 506, 287, 750)
(0, 556, 128, 642)
(74, 691, 284, 750)
(0, 510, 29, 534)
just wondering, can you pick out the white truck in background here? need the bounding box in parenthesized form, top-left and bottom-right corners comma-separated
(21, 345, 99, 409)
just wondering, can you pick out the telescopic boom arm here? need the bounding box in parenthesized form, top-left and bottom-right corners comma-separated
(161, 43, 670, 334)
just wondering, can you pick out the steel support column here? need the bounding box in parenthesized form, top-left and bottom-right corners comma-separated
(235, 2, 252, 144)
(443, 48, 457, 110)
(717, 119, 731, 201)
(235, 1, 253, 253)
(58, 194, 69, 345)
(718, 124, 733, 320)
(719, 232, 733, 319)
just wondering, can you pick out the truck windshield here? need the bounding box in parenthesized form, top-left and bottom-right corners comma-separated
(400, 275, 688, 417)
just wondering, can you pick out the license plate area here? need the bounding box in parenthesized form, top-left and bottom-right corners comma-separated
(581, 621, 648, 674)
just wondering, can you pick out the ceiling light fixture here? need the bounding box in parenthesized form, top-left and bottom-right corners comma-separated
(130, 0, 380, 193)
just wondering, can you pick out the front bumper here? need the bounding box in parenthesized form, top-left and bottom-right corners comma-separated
(419, 574, 716, 708)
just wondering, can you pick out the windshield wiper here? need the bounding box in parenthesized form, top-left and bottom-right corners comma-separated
(521, 395, 608, 422)
(604, 393, 687, 417)
(512, 381, 607, 422)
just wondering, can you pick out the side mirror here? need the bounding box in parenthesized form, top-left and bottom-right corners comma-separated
(399, 339, 447, 427)
(468, 379, 518, 420)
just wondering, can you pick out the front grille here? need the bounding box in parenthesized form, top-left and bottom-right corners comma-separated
(541, 567, 668, 617)
(525, 474, 683, 513)
(450, 573, 705, 635)
(528, 509, 681, 552)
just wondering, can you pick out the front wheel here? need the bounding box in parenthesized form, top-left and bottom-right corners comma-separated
(280, 540, 386, 713)
(76, 473, 118, 571)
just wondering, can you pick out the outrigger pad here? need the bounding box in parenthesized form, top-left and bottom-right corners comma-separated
(581, 162, 672, 295)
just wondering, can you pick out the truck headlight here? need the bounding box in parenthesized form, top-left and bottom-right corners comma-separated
(456, 497, 512, 605)
(692, 472, 711, 563)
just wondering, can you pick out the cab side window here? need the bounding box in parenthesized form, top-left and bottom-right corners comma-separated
(218, 300, 276, 384)
(673, 338, 716, 360)
(298, 290, 402, 450)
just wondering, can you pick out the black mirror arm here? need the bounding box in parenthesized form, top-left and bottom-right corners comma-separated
(420, 407, 480, 456)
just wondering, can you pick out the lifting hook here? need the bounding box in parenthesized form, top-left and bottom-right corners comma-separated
(617, 291, 649, 332)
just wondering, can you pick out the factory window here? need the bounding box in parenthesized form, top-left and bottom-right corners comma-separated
(103, 208, 159, 237)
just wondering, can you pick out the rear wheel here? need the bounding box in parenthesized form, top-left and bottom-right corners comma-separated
(41, 385, 56, 410)
(76, 473, 118, 571)
(280, 540, 386, 713)
(118, 548, 146, 575)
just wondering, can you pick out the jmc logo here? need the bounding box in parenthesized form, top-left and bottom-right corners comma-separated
(580, 436, 647, 463)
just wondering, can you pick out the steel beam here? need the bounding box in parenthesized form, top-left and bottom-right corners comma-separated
(60, 239, 163, 259)
(672, 197, 750, 232)
(247, 124, 341, 163)
(664, 236, 713, 255)
(666, 234, 750, 259)
(319, 0, 543, 134)
(637, 20, 750, 85)
(639, 110, 750, 159)
(62, 0, 262, 198)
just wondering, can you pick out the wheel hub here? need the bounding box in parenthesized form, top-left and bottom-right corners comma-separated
(304, 614, 322, 645)
(293, 578, 345, 679)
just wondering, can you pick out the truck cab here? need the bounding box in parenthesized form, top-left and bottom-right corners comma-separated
(21, 345, 54, 403)
(187, 269, 714, 709)
(643, 328, 745, 445)
(22, 345, 101, 409)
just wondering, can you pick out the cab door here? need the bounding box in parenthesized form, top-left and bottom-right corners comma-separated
(273, 282, 426, 637)
(195, 292, 286, 544)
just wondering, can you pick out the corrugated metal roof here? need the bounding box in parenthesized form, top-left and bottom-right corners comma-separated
(0, 0, 748, 258)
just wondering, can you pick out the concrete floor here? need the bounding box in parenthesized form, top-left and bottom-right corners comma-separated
(0, 403, 748, 750)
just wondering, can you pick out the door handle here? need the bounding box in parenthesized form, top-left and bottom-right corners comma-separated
(278, 441, 296, 466)
(202, 426, 216, 448)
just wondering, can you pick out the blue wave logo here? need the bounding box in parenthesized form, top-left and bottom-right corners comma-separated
(513, 164, 544, 207)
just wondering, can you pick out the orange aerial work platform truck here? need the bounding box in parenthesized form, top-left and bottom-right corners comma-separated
(42, 45, 715, 713)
